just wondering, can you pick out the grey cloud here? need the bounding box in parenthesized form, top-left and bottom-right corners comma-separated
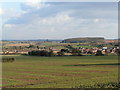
(5, 2, 117, 24)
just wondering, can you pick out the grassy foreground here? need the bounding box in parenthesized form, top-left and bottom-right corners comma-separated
(2, 55, 119, 88)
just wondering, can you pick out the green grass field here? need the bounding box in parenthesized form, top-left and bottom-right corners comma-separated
(2, 55, 119, 88)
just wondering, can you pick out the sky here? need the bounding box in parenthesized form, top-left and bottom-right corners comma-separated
(0, 1, 118, 40)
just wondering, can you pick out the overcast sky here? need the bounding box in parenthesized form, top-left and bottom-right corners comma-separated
(1, 1, 118, 40)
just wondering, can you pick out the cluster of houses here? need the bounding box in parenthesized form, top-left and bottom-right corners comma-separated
(1, 46, 119, 56)
(0, 51, 28, 55)
(77, 46, 119, 55)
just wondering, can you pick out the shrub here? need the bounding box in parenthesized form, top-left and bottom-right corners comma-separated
(2, 58, 15, 63)
(95, 50, 104, 56)
(57, 51, 64, 56)
(28, 50, 54, 56)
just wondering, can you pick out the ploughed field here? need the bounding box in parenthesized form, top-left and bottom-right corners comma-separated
(2, 55, 119, 88)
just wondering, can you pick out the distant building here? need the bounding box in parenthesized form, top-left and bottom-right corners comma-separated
(102, 47, 107, 50)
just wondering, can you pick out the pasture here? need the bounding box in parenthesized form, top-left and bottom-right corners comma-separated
(2, 55, 119, 88)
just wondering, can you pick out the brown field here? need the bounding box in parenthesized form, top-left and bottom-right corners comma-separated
(5, 43, 30, 46)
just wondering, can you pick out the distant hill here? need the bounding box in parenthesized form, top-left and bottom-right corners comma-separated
(2, 39, 62, 42)
(62, 37, 105, 43)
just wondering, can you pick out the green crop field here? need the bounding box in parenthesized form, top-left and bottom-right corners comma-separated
(2, 55, 119, 88)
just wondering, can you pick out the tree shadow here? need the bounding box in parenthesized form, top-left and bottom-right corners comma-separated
(64, 63, 120, 66)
